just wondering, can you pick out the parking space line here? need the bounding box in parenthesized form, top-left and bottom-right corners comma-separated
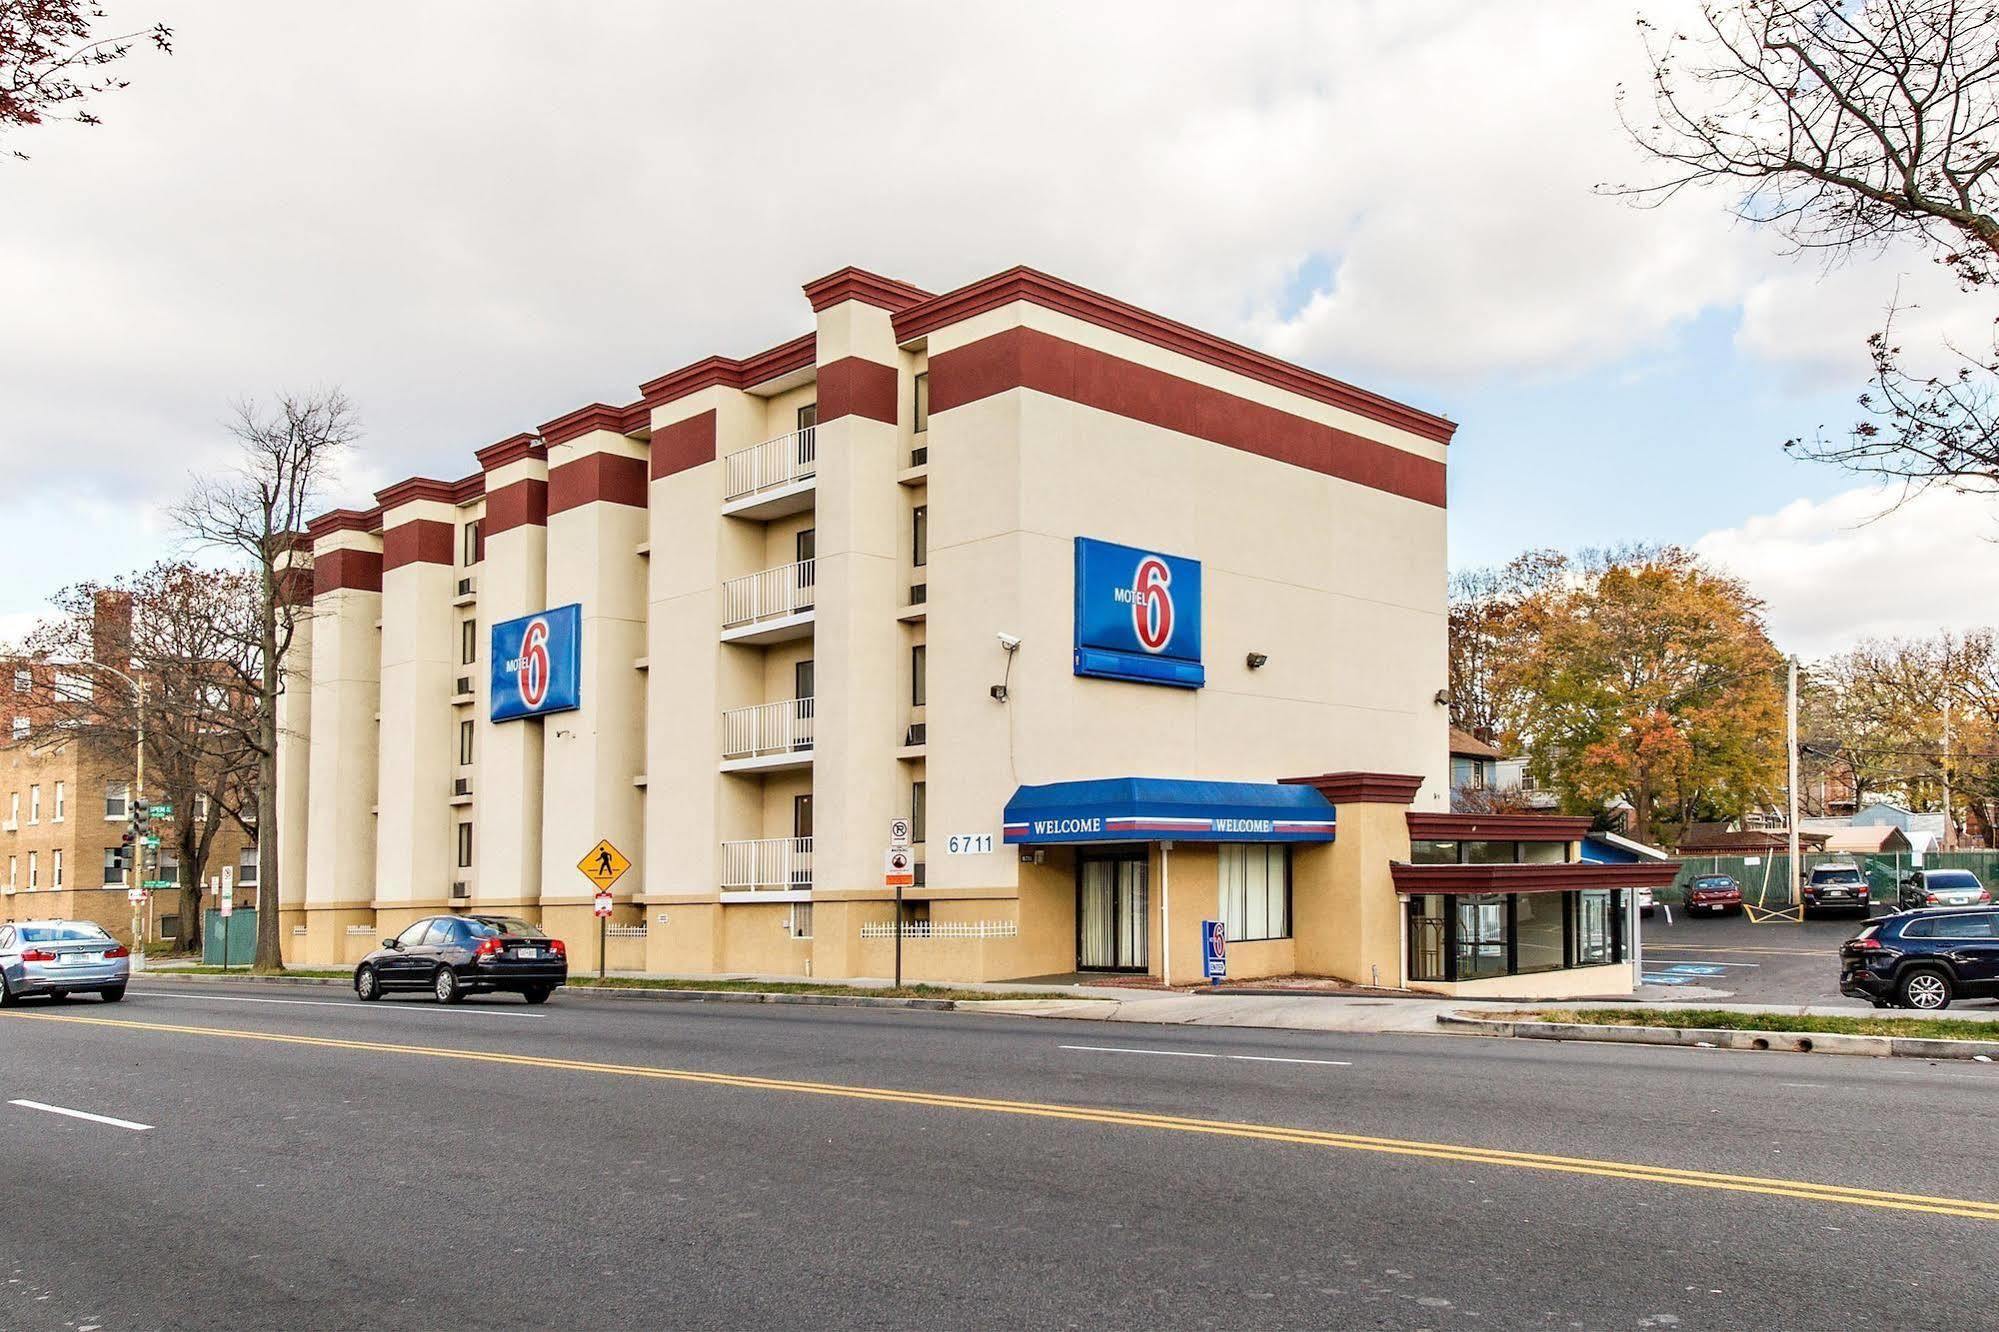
(135, 991, 549, 1017)
(8, 1099, 152, 1131)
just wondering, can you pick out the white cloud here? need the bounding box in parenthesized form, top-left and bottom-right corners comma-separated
(1695, 485, 1999, 658)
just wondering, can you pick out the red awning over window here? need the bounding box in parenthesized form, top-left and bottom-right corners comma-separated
(1390, 861, 1681, 895)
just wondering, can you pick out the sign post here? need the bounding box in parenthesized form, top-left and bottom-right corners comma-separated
(218, 868, 234, 973)
(577, 839, 631, 981)
(884, 845, 915, 989)
(127, 885, 147, 973)
(1201, 919, 1227, 986)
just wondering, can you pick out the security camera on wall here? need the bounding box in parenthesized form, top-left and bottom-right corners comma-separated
(997, 633, 1022, 652)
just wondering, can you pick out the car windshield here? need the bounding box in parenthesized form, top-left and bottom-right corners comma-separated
(19, 924, 112, 942)
(468, 917, 546, 939)
(1927, 871, 1982, 890)
(1695, 877, 1734, 888)
(1813, 867, 1863, 883)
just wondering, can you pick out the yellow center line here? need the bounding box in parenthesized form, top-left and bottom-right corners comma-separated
(10, 1009, 1999, 1222)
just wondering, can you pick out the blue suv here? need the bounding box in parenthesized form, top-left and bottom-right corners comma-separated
(1839, 908, 1999, 1011)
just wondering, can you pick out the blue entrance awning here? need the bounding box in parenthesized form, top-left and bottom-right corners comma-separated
(1002, 778, 1336, 845)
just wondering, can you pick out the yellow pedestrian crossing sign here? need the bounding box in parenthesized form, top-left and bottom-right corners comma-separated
(577, 839, 631, 891)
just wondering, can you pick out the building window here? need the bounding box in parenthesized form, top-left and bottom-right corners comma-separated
(1514, 890, 1564, 974)
(10, 669, 28, 694)
(911, 644, 926, 708)
(459, 719, 475, 766)
(796, 402, 818, 434)
(1454, 894, 1508, 980)
(51, 781, 63, 823)
(50, 849, 61, 888)
(788, 902, 813, 939)
(913, 371, 929, 432)
(105, 781, 129, 820)
(101, 847, 122, 886)
(5, 855, 14, 888)
(462, 520, 483, 567)
(160, 914, 179, 939)
(26, 784, 38, 825)
(6, 792, 15, 825)
(1572, 890, 1614, 966)
(1409, 895, 1447, 981)
(28, 851, 38, 888)
(1219, 844, 1291, 942)
(1411, 840, 1458, 864)
(457, 822, 473, 869)
(912, 506, 927, 569)
(911, 781, 926, 845)
(12, 717, 27, 740)
(461, 620, 477, 665)
(195, 793, 209, 821)
(238, 846, 258, 888)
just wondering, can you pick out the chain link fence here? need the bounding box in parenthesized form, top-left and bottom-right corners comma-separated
(1664, 851, 1999, 909)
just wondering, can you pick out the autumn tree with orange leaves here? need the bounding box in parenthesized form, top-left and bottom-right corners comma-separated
(1474, 546, 1786, 844)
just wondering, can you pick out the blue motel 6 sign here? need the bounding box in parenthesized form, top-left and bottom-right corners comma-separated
(1073, 537, 1204, 688)
(490, 604, 582, 722)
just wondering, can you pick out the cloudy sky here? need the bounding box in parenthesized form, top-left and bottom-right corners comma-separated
(5, 0, 1998, 659)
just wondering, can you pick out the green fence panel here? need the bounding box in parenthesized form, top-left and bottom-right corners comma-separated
(1666, 846, 1997, 909)
(202, 909, 258, 965)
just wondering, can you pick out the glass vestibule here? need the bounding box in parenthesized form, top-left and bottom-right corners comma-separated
(1407, 889, 1626, 983)
(1078, 851, 1149, 972)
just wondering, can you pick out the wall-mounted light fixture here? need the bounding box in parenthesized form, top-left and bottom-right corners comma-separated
(1245, 652, 1268, 670)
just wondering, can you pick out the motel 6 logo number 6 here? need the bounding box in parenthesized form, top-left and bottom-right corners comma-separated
(1129, 556, 1174, 653)
(513, 618, 552, 710)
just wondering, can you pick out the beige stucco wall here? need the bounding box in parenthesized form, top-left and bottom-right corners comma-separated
(375, 499, 457, 910)
(1410, 961, 1633, 1000)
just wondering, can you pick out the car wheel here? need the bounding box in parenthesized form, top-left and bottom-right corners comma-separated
(354, 965, 382, 1001)
(0, 975, 17, 1007)
(522, 985, 553, 1005)
(433, 966, 464, 1004)
(1899, 967, 1953, 1012)
(100, 985, 126, 1003)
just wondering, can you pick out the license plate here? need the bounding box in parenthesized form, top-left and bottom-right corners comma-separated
(61, 952, 98, 965)
(513, 948, 540, 959)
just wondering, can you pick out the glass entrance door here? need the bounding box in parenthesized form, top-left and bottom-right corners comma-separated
(1078, 854, 1149, 972)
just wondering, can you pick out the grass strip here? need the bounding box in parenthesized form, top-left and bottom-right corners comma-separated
(1521, 1007, 1999, 1042)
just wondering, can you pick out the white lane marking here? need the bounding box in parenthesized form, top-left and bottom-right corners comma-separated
(1058, 1044, 1350, 1067)
(9, 1100, 152, 1131)
(1646, 959, 1763, 968)
(135, 991, 548, 1017)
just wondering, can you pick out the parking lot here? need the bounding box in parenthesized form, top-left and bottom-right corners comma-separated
(1635, 902, 1986, 1008)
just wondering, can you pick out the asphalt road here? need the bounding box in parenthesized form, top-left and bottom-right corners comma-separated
(1640, 905, 1927, 1007)
(3, 981, 1998, 1331)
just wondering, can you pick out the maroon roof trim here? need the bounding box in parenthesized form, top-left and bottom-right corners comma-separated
(1390, 861, 1682, 895)
(893, 266, 1456, 445)
(1406, 813, 1595, 843)
(802, 266, 935, 313)
(1280, 772, 1426, 805)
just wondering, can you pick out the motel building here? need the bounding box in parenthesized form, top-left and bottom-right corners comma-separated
(280, 265, 1676, 999)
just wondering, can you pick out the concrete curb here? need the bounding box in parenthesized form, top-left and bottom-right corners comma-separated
(1438, 1011, 1999, 1060)
(130, 973, 959, 1012)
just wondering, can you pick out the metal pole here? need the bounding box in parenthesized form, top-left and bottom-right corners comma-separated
(1159, 842, 1172, 988)
(598, 913, 607, 981)
(1942, 693, 1954, 853)
(894, 882, 903, 990)
(1787, 656, 1801, 908)
(131, 679, 144, 962)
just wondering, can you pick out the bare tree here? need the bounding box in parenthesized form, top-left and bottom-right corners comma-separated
(1615, 1, 1999, 489)
(175, 390, 357, 972)
(1, 1, 172, 160)
(18, 564, 262, 951)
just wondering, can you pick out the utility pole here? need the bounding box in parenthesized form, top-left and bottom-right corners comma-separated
(1942, 693, 1954, 852)
(1787, 656, 1800, 908)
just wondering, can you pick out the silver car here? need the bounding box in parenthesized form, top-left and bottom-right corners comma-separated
(0, 920, 130, 1004)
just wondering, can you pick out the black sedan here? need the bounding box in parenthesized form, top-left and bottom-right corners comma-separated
(355, 915, 567, 1004)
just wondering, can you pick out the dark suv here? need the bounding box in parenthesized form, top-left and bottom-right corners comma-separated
(1803, 862, 1870, 915)
(1839, 908, 1999, 1011)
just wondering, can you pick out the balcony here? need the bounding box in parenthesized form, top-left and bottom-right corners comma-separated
(721, 558, 816, 644)
(721, 426, 817, 519)
(720, 836, 813, 900)
(721, 697, 814, 773)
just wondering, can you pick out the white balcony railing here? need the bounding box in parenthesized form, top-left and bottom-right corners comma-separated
(720, 836, 813, 891)
(722, 558, 816, 630)
(723, 426, 817, 503)
(722, 697, 815, 760)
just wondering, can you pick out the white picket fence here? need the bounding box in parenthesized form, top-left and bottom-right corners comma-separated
(859, 919, 1019, 940)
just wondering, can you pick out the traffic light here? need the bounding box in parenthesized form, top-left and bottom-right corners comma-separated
(116, 827, 135, 874)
